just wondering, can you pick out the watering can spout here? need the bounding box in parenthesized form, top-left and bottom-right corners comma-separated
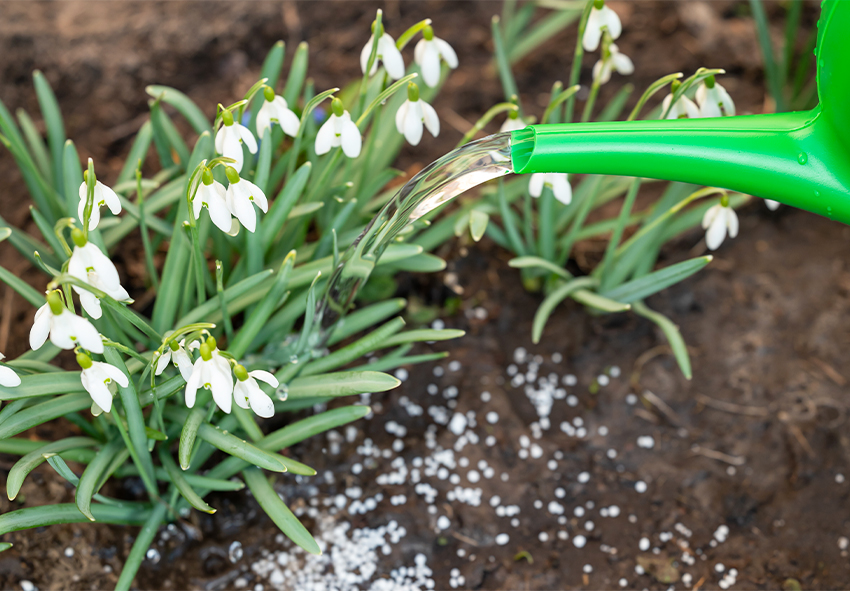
(511, 0, 850, 224)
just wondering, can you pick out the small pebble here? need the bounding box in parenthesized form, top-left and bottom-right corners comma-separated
(495, 533, 509, 546)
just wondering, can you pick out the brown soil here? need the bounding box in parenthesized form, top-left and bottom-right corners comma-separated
(3, 2, 845, 590)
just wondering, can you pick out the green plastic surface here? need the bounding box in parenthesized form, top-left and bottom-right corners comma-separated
(512, 0, 850, 224)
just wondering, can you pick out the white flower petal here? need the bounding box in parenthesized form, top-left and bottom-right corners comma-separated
(249, 369, 279, 388)
(0, 365, 21, 388)
(550, 174, 573, 205)
(435, 38, 459, 69)
(155, 350, 172, 376)
(97, 182, 122, 215)
(237, 124, 258, 154)
(403, 101, 424, 146)
(583, 9, 603, 51)
(612, 51, 634, 75)
(185, 358, 204, 408)
(215, 126, 227, 155)
(339, 117, 363, 158)
(315, 118, 336, 155)
(528, 173, 546, 198)
(233, 381, 251, 409)
(705, 211, 728, 250)
(765, 199, 780, 211)
(725, 207, 739, 238)
(256, 102, 273, 140)
(64, 311, 104, 353)
(248, 385, 275, 419)
(379, 34, 405, 79)
(209, 360, 233, 414)
(420, 43, 442, 88)
(601, 6, 622, 40)
(82, 370, 114, 414)
(395, 101, 409, 135)
(79, 290, 103, 320)
(702, 203, 721, 229)
(30, 304, 51, 350)
(360, 34, 376, 75)
(173, 348, 194, 381)
(98, 361, 129, 388)
(420, 101, 440, 138)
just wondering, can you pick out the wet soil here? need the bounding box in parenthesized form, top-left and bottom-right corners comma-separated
(2, 1, 845, 590)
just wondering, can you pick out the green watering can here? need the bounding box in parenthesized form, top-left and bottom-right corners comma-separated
(510, 0, 850, 224)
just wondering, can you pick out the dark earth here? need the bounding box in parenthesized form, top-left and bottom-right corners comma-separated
(3, 1, 849, 590)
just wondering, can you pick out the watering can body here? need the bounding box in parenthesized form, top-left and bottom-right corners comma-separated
(511, 0, 850, 224)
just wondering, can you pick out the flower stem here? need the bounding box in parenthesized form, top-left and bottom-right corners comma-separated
(565, 0, 595, 123)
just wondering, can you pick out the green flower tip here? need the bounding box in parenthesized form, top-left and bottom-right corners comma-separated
(593, 0, 605, 9)
(407, 82, 420, 102)
(331, 97, 345, 117)
(71, 227, 87, 248)
(83, 169, 96, 184)
(508, 108, 519, 120)
(47, 291, 64, 315)
(720, 193, 730, 208)
(671, 79, 682, 93)
(221, 110, 234, 127)
(705, 74, 716, 89)
(202, 167, 214, 186)
(199, 343, 212, 362)
(234, 364, 249, 382)
(206, 335, 217, 351)
(371, 19, 384, 37)
(423, 25, 434, 41)
(76, 352, 93, 370)
(168, 340, 180, 351)
(263, 86, 275, 102)
(225, 166, 241, 184)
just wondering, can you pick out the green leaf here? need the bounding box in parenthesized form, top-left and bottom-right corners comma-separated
(114, 502, 168, 591)
(76, 438, 125, 521)
(0, 502, 152, 537)
(0, 393, 90, 439)
(600, 256, 712, 304)
(633, 301, 692, 379)
(570, 289, 631, 313)
(62, 140, 84, 218)
(6, 437, 97, 500)
(532, 277, 597, 343)
(469, 209, 489, 242)
(33, 70, 66, 194)
(178, 406, 206, 471)
(175, 269, 273, 327)
(381, 328, 465, 348)
(243, 466, 321, 555)
(286, 371, 400, 400)
(283, 42, 309, 106)
(262, 162, 312, 253)
(508, 256, 571, 280)
(326, 298, 406, 346)
(0, 263, 44, 308)
(0, 371, 84, 401)
(194, 420, 290, 473)
(298, 318, 406, 377)
(491, 16, 520, 104)
(117, 121, 154, 185)
(16, 108, 52, 184)
(146, 85, 212, 135)
(158, 445, 215, 514)
(508, 8, 581, 64)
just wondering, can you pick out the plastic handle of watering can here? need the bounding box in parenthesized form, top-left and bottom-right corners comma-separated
(510, 110, 850, 224)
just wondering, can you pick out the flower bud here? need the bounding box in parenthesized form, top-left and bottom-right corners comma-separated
(720, 194, 730, 208)
(407, 82, 420, 102)
(234, 364, 249, 382)
(199, 343, 212, 361)
(593, 0, 605, 8)
(370, 20, 384, 37)
(331, 97, 345, 118)
(47, 291, 64, 315)
(705, 74, 716, 89)
(671, 80, 682, 93)
(83, 169, 96, 184)
(71, 227, 87, 248)
(263, 86, 275, 102)
(225, 166, 241, 185)
(76, 352, 93, 369)
(221, 110, 234, 127)
(168, 340, 180, 351)
(202, 167, 214, 186)
(206, 335, 217, 351)
(423, 25, 434, 41)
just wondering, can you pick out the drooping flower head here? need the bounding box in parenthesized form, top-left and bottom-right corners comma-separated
(592, 42, 634, 85)
(193, 166, 234, 234)
(529, 173, 572, 205)
(78, 170, 122, 231)
(0, 353, 21, 388)
(662, 80, 700, 120)
(695, 75, 736, 118)
(155, 338, 194, 381)
(395, 83, 440, 146)
(702, 194, 739, 250)
(315, 98, 362, 159)
(224, 166, 268, 233)
(67, 228, 131, 320)
(499, 109, 527, 133)
(30, 291, 103, 353)
(215, 108, 257, 173)
(360, 16, 405, 80)
(583, 0, 622, 52)
(233, 364, 277, 419)
(256, 86, 300, 140)
(185, 336, 234, 414)
(413, 25, 458, 88)
(764, 199, 780, 211)
(78, 352, 128, 414)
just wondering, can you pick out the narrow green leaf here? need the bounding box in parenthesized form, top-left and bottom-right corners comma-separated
(326, 298, 406, 346)
(283, 42, 309, 106)
(16, 108, 52, 184)
(114, 502, 167, 591)
(6, 437, 97, 501)
(0, 392, 90, 439)
(193, 420, 289, 473)
(381, 328, 465, 348)
(286, 371, 400, 400)
(243, 466, 321, 555)
(0, 264, 44, 308)
(508, 256, 571, 280)
(0, 503, 152, 537)
(633, 301, 692, 379)
(146, 85, 212, 135)
(262, 162, 312, 252)
(158, 446, 215, 514)
(117, 121, 154, 185)
(0, 371, 84, 401)
(62, 140, 84, 218)
(532, 277, 597, 343)
(298, 318, 406, 377)
(600, 256, 712, 304)
(33, 70, 66, 193)
(491, 16, 520, 103)
(76, 438, 125, 521)
(179, 406, 206, 470)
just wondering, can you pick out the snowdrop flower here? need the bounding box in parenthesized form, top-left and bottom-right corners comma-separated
(592, 43, 634, 85)
(0, 353, 20, 388)
(193, 167, 234, 233)
(765, 199, 780, 211)
(529, 173, 572, 205)
(695, 75, 736, 117)
(499, 111, 527, 133)
(583, 0, 622, 52)
(414, 25, 458, 88)
(78, 173, 121, 231)
(78, 352, 128, 414)
(395, 83, 439, 146)
(215, 109, 257, 173)
(315, 98, 362, 159)
(256, 87, 300, 140)
(360, 19, 405, 80)
(662, 88, 700, 119)
(155, 339, 193, 381)
(224, 166, 268, 233)
(67, 229, 130, 320)
(702, 195, 739, 250)
(185, 336, 234, 414)
(233, 364, 277, 418)
(30, 291, 103, 353)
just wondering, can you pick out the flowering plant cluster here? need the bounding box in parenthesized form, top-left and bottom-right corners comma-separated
(0, 11, 465, 586)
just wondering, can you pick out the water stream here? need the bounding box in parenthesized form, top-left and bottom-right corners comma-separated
(316, 132, 514, 339)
